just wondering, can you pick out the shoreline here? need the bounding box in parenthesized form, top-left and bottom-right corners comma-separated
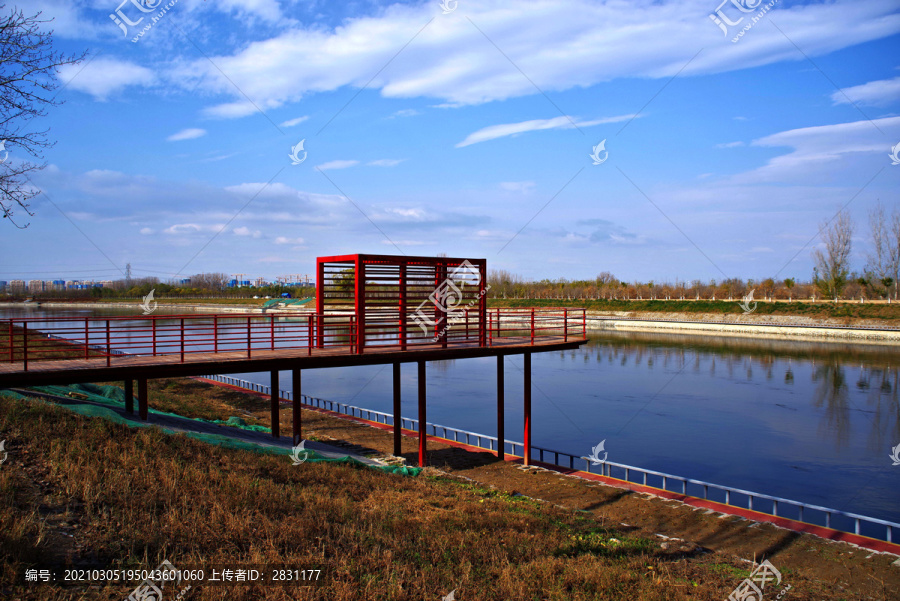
(3, 301, 900, 344)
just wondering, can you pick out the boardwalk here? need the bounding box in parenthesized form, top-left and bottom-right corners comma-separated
(0, 335, 582, 388)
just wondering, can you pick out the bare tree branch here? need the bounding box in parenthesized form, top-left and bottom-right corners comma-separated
(0, 3, 86, 227)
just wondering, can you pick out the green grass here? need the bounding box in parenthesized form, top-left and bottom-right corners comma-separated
(487, 298, 900, 321)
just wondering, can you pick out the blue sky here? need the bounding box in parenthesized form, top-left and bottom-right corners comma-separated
(3, 0, 899, 284)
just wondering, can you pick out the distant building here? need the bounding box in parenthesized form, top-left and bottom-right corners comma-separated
(27, 280, 44, 292)
(9, 280, 25, 293)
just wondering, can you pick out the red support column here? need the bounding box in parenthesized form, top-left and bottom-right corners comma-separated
(316, 258, 325, 348)
(399, 263, 407, 351)
(271, 370, 280, 438)
(440, 262, 448, 349)
(292, 370, 302, 446)
(138, 379, 148, 421)
(523, 352, 532, 466)
(479, 260, 487, 347)
(124, 380, 134, 414)
(393, 362, 402, 456)
(497, 355, 505, 461)
(356, 258, 366, 353)
(417, 361, 427, 467)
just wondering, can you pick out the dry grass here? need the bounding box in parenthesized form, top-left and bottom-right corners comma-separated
(0, 391, 747, 601)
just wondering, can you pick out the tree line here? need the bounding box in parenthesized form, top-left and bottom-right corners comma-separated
(488, 202, 900, 303)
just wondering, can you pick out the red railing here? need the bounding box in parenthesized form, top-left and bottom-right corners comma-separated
(2, 308, 586, 370)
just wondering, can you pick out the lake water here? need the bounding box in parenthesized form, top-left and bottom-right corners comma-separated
(4, 305, 899, 524)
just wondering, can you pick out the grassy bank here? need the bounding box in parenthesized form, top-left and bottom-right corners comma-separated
(488, 298, 900, 321)
(0, 391, 755, 601)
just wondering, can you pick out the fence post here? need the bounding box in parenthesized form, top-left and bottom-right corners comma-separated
(152, 319, 157, 356)
(214, 316, 218, 353)
(270, 314, 275, 351)
(308, 315, 313, 356)
(22, 322, 27, 371)
(106, 320, 111, 367)
(180, 318, 185, 362)
(84, 319, 89, 359)
(247, 316, 251, 358)
(530, 308, 535, 345)
(8, 321, 12, 363)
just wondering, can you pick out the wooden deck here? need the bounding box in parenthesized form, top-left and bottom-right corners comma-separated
(0, 336, 585, 388)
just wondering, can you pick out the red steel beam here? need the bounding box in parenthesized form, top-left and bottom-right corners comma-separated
(418, 360, 426, 467)
(393, 362, 402, 456)
(292, 369, 302, 445)
(497, 355, 504, 461)
(271, 370, 280, 438)
(523, 352, 532, 466)
(124, 379, 133, 414)
(138, 378, 148, 421)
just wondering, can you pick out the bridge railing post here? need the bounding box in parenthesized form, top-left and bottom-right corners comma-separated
(247, 316, 251, 358)
(308, 315, 313, 356)
(180, 318, 185, 362)
(531, 309, 535, 345)
(106, 320, 111, 367)
(23, 322, 27, 371)
(8, 320, 12, 363)
(84, 319, 89, 359)
(152, 319, 157, 356)
(214, 316, 218, 353)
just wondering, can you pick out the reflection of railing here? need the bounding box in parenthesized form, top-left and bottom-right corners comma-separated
(202, 373, 899, 545)
(2, 308, 586, 370)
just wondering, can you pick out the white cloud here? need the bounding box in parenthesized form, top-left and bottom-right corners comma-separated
(383, 207, 426, 220)
(202, 101, 264, 119)
(163, 223, 226, 235)
(274, 236, 305, 245)
(368, 159, 406, 167)
(58, 57, 155, 100)
(744, 116, 900, 182)
(390, 109, 421, 118)
(233, 226, 262, 237)
(175, 0, 900, 118)
(140, 227, 154, 235)
(716, 141, 744, 148)
(205, 0, 284, 22)
(456, 114, 635, 147)
(831, 76, 900, 107)
(280, 116, 309, 127)
(315, 160, 359, 170)
(30, 0, 101, 39)
(499, 181, 536, 193)
(167, 128, 207, 142)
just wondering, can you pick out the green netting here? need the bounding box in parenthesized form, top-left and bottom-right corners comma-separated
(0, 385, 421, 476)
(262, 297, 314, 308)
